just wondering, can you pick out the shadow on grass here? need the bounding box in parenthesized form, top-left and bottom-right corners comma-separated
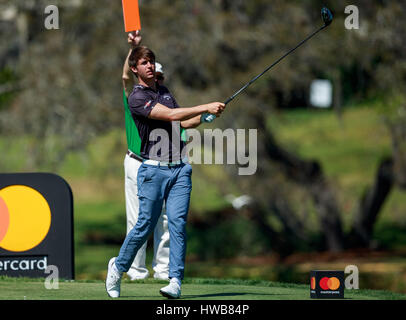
(119, 292, 290, 299)
(183, 292, 291, 299)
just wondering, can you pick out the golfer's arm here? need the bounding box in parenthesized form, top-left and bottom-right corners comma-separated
(180, 115, 203, 128)
(122, 49, 135, 98)
(149, 103, 209, 122)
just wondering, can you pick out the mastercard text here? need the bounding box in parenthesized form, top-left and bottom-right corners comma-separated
(0, 256, 47, 271)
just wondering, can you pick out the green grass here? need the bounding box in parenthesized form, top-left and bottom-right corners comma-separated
(0, 277, 404, 300)
(269, 105, 391, 184)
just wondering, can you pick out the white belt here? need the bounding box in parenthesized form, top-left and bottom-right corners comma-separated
(143, 158, 189, 166)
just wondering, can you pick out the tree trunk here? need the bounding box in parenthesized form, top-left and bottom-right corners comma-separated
(242, 202, 296, 258)
(348, 157, 394, 248)
(256, 115, 345, 252)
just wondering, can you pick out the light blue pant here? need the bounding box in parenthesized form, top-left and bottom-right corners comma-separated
(115, 162, 192, 280)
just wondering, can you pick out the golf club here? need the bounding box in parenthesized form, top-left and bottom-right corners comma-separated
(203, 7, 333, 122)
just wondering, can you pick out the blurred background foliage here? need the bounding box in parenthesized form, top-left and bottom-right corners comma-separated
(0, 0, 405, 292)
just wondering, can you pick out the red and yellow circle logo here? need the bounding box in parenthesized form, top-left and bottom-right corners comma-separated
(0, 185, 51, 252)
(319, 277, 340, 290)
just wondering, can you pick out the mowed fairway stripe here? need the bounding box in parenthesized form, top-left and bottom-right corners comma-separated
(0, 279, 404, 300)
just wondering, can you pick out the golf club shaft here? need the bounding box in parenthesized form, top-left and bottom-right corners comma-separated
(203, 24, 327, 122)
(224, 24, 327, 105)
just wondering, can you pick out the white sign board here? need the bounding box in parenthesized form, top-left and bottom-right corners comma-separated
(310, 79, 333, 108)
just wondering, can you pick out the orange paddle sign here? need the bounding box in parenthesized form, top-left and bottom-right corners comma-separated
(122, 0, 141, 32)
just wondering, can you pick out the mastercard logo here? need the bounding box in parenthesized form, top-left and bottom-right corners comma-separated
(0, 185, 51, 252)
(311, 276, 340, 290)
(319, 277, 340, 290)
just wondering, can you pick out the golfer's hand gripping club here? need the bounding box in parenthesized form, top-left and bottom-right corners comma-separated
(202, 98, 231, 123)
(202, 79, 257, 122)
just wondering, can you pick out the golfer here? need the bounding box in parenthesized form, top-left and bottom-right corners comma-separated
(106, 43, 225, 299)
(121, 31, 170, 281)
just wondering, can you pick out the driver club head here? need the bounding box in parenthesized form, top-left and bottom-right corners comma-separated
(321, 7, 333, 26)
